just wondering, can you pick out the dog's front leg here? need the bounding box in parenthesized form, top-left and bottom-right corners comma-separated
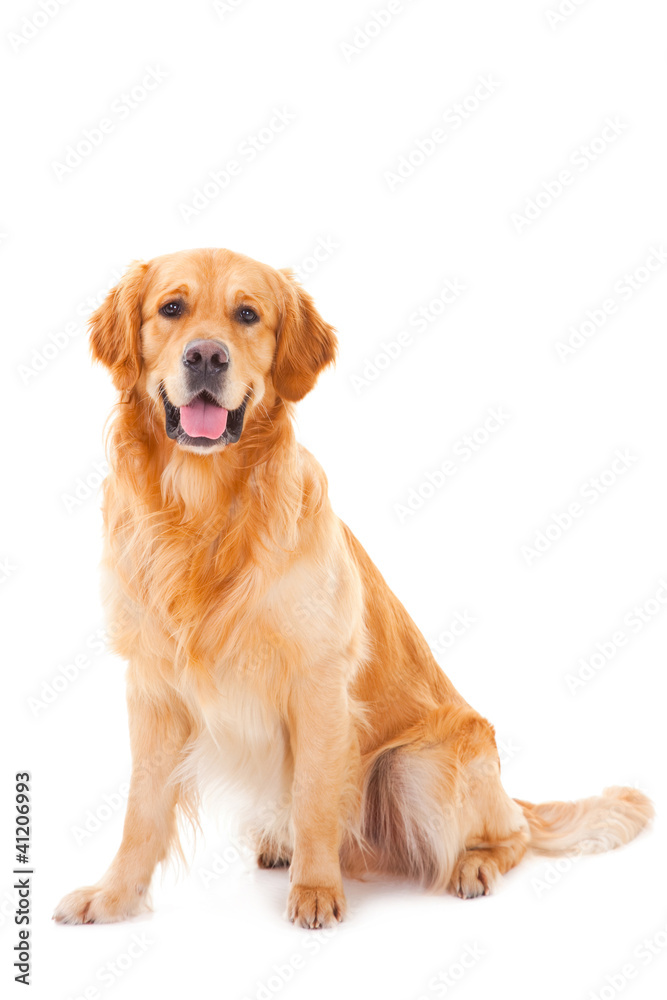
(285, 669, 351, 929)
(54, 680, 192, 924)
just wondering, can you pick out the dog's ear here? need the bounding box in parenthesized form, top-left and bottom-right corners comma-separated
(89, 260, 148, 391)
(272, 269, 338, 402)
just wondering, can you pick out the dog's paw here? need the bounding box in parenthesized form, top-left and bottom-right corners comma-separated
(53, 883, 149, 925)
(286, 883, 346, 929)
(450, 852, 499, 899)
(257, 849, 291, 869)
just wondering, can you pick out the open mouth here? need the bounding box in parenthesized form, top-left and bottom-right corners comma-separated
(159, 384, 249, 449)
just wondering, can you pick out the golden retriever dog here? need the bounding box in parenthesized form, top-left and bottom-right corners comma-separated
(54, 248, 652, 928)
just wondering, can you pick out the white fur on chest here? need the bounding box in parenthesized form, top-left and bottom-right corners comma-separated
(180, 675, 294, 847)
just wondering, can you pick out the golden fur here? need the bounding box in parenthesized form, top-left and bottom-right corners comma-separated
(54, 248, 653, 928)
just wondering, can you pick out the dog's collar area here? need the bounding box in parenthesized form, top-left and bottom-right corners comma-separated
(159, 383, 249, 449)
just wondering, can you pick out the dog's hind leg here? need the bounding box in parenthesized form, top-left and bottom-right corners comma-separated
(449, 834, 529, 898)
(357, 704, 528, 896)
(256, 834, 292, 869)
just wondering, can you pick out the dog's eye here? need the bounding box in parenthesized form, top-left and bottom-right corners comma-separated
(237, 306, 259, 325)
(160, 301, 183, 318)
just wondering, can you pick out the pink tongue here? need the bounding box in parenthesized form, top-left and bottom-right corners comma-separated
(179, 397, 228, 439)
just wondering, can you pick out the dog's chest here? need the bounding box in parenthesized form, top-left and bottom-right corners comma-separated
(182, 674, 293, 830)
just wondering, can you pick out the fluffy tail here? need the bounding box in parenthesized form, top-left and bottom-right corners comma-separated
(515, 786, 654, 856)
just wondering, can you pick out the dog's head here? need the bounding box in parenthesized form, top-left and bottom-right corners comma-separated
(90, 248, 337, 453)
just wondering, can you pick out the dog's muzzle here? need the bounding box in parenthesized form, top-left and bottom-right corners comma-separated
(160, 384, 249, 449)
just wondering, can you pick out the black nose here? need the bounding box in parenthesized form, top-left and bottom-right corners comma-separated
(182, 339, 229, 375)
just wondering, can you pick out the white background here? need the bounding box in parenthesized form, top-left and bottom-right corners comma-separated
(2, 0, 666, 998)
